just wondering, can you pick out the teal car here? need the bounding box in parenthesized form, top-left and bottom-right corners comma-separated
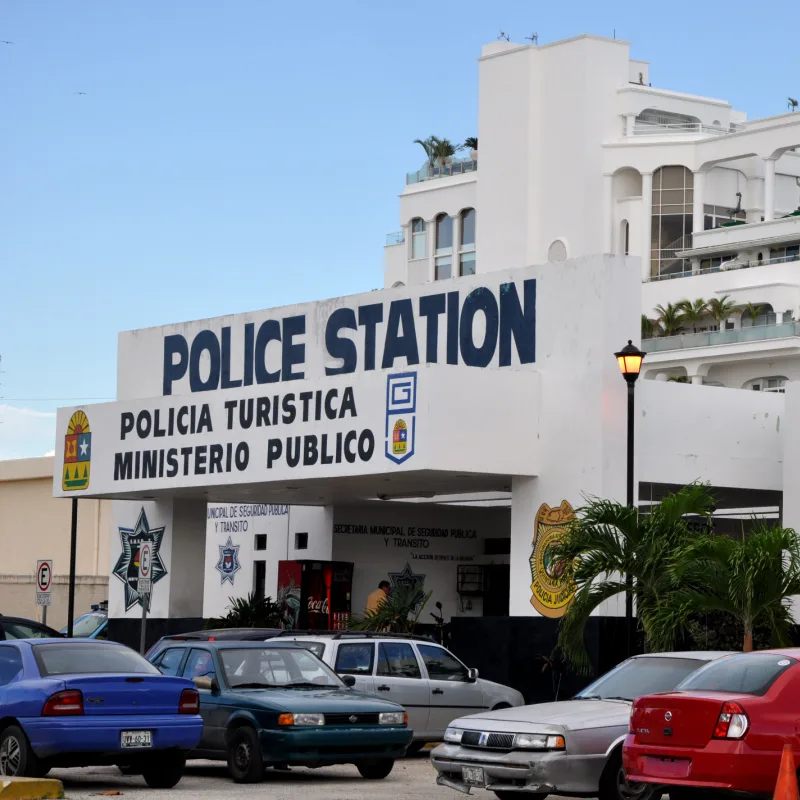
(146, 640, 411, 783)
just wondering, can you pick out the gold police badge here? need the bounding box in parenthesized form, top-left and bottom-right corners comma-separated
(530, 500, 576, 618)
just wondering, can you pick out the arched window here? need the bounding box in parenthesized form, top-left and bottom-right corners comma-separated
(743, 376, 788, 393)
(459, 208, 476, 276)
(435, 213, 453, 280)
(548, 239, 567, 262)
(411, 218, 426, 260)
(651, 166, 694, 278)
(620, 220, 630, 256)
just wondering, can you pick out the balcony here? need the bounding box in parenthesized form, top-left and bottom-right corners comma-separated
(406, 158, 477, 186)
(644, 321, 800, 352)
(385, 231, 405, 246)
(644, 252, 800, 283)
(632, 119, 744, 137)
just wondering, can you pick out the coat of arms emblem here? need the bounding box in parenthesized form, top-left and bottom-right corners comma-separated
(62, 410, 91, 491)
(530, 500, 577, 618)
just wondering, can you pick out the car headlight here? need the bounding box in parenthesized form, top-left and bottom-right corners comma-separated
(379, 712, 408, 725)
(514, 733, 566, 750)
(444, 727, 464, 744)
(277, 713, 325, 726)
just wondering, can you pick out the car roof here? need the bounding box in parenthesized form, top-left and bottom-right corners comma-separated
(10, 638, 127, 647)
(159, 628, 283, 642)
(183, 641, 303, 650)
(632, 651, 734, 661)
(275, 630, 435, 643)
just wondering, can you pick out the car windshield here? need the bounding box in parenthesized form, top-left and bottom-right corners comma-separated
(286, 641, 326, 658)
(576, 657, 707, 702)
(63, 612, 106, 637)
(677, 652, 796, 696)
(34, 643, 159, 676)
(220, 647, 343, 690)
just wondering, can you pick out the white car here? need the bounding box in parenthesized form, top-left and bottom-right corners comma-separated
(278, 632, 524, 749)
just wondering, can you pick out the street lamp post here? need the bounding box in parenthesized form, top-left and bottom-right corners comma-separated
(614, 339, 646, 657)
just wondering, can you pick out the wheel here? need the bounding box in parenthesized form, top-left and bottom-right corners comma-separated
(404, 742, 425, 756)
(117, 764, 142, 776)
(227, 726, 264, 784)
(357, 759, 395, 779)
(142, 753, 186, 789)
(599, 750, 656, 800)
(0, 725, 44, 778)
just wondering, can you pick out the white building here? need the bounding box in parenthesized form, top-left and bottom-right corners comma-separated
(384, 34, 800, 391)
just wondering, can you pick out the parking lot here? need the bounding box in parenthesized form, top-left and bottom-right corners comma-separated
(52, 754, 480, 800)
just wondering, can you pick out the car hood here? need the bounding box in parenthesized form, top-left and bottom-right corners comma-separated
(228, 687, 405, 714)
(451, 699, 631, 734)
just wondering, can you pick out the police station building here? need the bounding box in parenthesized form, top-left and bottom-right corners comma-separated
(51, 33, 800, 687)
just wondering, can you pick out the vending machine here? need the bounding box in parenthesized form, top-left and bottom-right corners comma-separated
(276, 560, 354, 630)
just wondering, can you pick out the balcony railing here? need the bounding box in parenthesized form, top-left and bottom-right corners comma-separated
(644, 253, 800, 282)
(631, 120, 745, 137)
(385, 231, 405, 246)
(644, 321, 800, 352)
(406, 158, 477, 185)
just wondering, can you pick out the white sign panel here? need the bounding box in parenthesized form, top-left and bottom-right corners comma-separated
(36, 560, 53, 607)
(137, 542, 152, 594)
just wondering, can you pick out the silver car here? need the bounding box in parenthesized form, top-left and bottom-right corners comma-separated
(431, 651, 731, 800)
(278, 633, 524, 750)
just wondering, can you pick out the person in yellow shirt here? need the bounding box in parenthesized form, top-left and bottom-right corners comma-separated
(366, 581, 391, 614)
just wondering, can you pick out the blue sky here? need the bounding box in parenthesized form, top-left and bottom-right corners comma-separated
(2, 0, 798, 459)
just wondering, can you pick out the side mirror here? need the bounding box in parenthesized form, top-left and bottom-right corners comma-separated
(467, 668, 479, 682)
(193, 676, 217, 691)
(341, 675, 357, 688)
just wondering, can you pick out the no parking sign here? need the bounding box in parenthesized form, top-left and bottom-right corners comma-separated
(36, 560, 53, 606)
(138, 543, 152, 595)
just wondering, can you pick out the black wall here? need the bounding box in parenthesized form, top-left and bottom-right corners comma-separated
(108, 617, 205, 653)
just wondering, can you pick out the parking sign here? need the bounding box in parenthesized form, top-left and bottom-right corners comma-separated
(36, 560, 53, 606)
(138, 543, 152, 595)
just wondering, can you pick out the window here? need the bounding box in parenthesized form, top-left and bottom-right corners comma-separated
(547, 239, 567, 262)
(745, 376, 787, 394)
(411, 218, 426, 260)
(70, 612, 107, 638)
(703, 204, 746, 231)
(33, 643, 159, 676)
(435, 213, 453, 280)
(576, 656, 707, 701)
(459, 208, 476, 276)
(335, 643, 374, 675)
(769, 244, 800, 264)
(651, 166, 694, 278)
(678, 653, 794, 696)
(184, 649, 217, 682)
(253, 560, 266, 600)
(376, 642, 421, 679)
(417, 644, 468, 682)
(254, 534, 267, 551)
(294, 532, 308, 550)
(287, 640, 326, 658)
(220, 647, 341, 689)
(0, 647, 23, 686)
(3, 622, 51, 640)
(153, 647, 186, 677)
(621, 220, 630, 256)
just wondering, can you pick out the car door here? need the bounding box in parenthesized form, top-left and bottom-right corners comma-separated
(0, 645, 24, 714)
(182, 648, 224, 753)
(374, 641, 430, 737)
(416, 643, 487, 735)
(332, 642, 376, 694)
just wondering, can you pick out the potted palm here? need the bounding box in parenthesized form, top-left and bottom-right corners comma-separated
(464, 137, 478, 161)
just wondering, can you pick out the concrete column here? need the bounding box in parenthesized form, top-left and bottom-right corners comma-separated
(452, 213, 462, 278)
(603, 174, 614, 254)
(691, 375, 703, 386)
(640, 172, 653, 281)
(692, 170, 705, 239)
(764, 158, 776, 222)
(625, 114, 637, 136)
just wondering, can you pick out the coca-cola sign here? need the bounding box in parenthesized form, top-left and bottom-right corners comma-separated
(308, 597, 329, 615)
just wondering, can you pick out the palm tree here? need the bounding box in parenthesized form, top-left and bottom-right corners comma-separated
(677, 298, 708, 333)
(741, 302, 766, 327)
(641, 315, 660, 339)
(707, 295, 738, 330)
(464, 137, 478, 151)
(207, 592, 282, 629)
(349, 584, 432, 634)
(654, 303, 685, 337)
(553, 484, 715, 672)
(662, 523, 800, 652)
(414, 137, 436, 167)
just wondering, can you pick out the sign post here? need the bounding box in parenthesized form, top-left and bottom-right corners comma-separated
(36, 560, 53, 627)
(138, 543, 152, 654)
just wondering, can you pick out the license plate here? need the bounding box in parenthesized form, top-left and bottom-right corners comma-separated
(121, 731, 152, 749)
(462, 766, 485, 787)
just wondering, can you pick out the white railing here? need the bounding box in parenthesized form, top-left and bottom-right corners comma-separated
(385, 231, 405, 246)
(644, 253, 800, 282)
(406, 158, 477, 185)
(631, 120, 743, 137)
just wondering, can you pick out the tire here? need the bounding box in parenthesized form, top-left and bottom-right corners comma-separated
(599, 750, 657, 800)
(494, 793, 547, 800)
(117, 764, 142, 776)
(357, 759, 395, 779)
(227, 726, 264, 784)
(142, 753, 186, 789)
(0, 725, 44, 778)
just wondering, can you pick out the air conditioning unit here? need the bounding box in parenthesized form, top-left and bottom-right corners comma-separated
(457, 565, 486, 596)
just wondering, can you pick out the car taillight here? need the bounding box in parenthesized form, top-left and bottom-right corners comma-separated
(629, 704, 636, 734)
(179, 689, 200, 714)
(713, 701, 749, 739)
(42, 690, 84, 716)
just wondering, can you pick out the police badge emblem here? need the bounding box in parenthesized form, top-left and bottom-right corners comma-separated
(530, 500, 576, 618)
(216, 537, 241, 585)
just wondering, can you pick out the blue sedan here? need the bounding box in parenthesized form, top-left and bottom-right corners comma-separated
(0, 639, 203, 788)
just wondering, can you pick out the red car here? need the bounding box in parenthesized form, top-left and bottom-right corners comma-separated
(623, 650, 800, 797)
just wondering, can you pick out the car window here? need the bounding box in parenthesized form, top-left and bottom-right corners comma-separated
(219, 647, 343, 689)
(68, 612, 107, 638)
(0, 647, 23, 686)
(94, 625, 108, 640)
(184, 649, 217, 682)
(576, 656, 707, 702)
(33, 643, 159, 676)
(335, 643, 374, 675)
(4, 622, 51, 640)
(418, 644, 468, 681)
(153, 647, 186, 677)
(376, 642, 421, 679)
(677, 653, 795, 696)
(287, 640, 326, 659)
